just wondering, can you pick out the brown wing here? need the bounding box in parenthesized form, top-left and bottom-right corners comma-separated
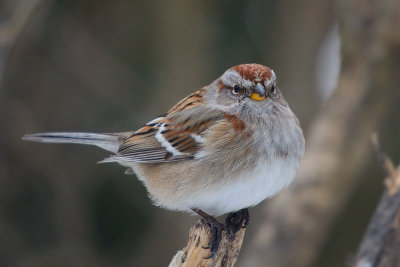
(109, 89, 223, 163)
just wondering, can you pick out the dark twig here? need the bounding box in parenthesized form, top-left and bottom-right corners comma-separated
(371, 133, 396, 179)
(352, 134, 400, 267)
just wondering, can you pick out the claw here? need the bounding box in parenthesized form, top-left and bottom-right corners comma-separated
(191, 208, 250, 258)
(192, 208, 223, 258)
(225, 208, 250, 236)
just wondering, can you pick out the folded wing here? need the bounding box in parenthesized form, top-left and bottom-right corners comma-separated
(103, 89, 223, 163)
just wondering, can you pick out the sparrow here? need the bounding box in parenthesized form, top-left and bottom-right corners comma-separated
(24, 63, 305, 255)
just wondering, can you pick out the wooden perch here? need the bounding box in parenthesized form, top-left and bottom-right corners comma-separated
(352, 135, 400, 267)
(169, 218, 246, 267)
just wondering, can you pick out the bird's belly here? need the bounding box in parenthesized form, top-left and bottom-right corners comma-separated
(180, 157, 297, 216)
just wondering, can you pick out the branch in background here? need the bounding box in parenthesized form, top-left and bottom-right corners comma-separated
(0, 0, 47, 83)
(352, 135, 400, 267)
(371, 133, 398, 193)
(0, 0, 45, 45)
(169, 218, 246, 267)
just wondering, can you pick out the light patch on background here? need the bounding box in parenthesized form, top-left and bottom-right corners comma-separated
(315, 22, 341, 102)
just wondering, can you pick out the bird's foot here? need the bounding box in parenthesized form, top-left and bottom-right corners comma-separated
(192, 208, 223, 259)
(191, 208, 250, 258)
(225, 208, 250, 237)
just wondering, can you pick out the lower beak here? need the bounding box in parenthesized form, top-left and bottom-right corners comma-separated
(250, 84, 266, 101)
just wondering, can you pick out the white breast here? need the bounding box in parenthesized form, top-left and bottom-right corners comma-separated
(180, 156, 298, 216)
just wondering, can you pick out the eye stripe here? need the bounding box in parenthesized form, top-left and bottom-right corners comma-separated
(217, 79, 225, 90)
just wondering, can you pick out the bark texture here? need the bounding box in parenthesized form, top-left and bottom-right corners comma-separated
(169, 218, 246, 267)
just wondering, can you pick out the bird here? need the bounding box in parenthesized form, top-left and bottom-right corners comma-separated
(23, 63, 305, 255)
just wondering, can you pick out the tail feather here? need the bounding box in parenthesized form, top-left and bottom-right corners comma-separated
(23, 132, 121, 153)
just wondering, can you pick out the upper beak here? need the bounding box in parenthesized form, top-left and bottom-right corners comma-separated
(250, 83, 266, 101)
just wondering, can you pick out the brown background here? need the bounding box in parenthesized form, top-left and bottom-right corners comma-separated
(0, 0, 399, 266)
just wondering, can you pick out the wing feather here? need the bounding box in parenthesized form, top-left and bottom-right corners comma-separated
(107, 89, 223, 163)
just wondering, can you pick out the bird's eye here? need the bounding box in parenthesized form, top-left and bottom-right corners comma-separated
(233, 85, 241, 94)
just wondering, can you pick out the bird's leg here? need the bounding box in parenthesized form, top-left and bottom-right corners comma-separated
(191, 208, 223, 258)
(224, 208, 250, 237)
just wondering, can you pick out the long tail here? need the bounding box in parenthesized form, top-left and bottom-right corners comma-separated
(23, 132, 124, 153)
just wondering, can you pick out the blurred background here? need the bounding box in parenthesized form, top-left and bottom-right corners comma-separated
(0, 0, 399, 266)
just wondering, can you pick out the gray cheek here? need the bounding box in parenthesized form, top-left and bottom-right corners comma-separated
(217, 90, 238, 106)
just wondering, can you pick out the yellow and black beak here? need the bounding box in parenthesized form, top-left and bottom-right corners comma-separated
(250, 83, 266, 101)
